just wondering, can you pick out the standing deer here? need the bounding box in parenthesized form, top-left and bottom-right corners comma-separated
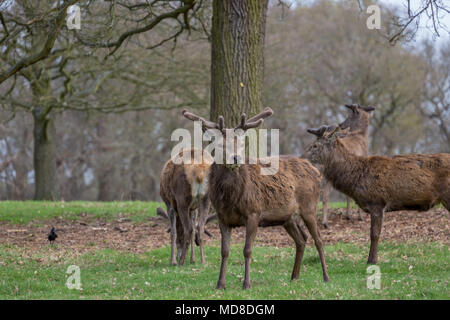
(305, 126, 450, 264)
(307, 104, 374, 227)
(182, 108, 329, 289)
(159, 148, 213, 265)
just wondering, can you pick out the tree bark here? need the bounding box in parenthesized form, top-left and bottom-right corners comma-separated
(33, 107, 59, 200)
(210, 0, 269, 124)
(94, 117, 116, 201)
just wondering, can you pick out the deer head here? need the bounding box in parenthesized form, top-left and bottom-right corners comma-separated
(305, 125, 350, 164)
(339, 104, 375, 132)
(182, 108, 274, 169)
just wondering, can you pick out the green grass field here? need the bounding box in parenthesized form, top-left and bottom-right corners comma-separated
(0, 242, 448, 299)
(0, 201, 162, 224)
(0, 201, 448, 300)
(0, 200, 349, 224)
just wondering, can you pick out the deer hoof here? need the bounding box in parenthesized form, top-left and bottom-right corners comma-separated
(367, 257, 378, 265)
(322, 222, 329, 229)
(243, 282, 251, 290)
(216, 282, 226, 290)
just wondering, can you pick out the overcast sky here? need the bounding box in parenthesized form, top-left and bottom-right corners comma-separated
(379, 0, 450, 45)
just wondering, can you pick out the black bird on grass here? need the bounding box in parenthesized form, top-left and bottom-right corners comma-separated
(48, 227, 57, 244)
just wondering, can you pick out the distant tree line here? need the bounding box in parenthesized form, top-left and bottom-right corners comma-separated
(0, 0, 448, 201)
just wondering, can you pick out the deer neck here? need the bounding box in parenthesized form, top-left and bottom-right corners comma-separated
(210, 163, 248, 204)
(323, 141, 363, 197)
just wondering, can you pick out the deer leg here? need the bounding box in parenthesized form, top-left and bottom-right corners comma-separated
(243, 214, 259, 290)
(190, 210, 197, 264)
(357, 208, 363, 221)
(345, 196, 351, 220)
(367, 208, 384, 264)
(301, 213, 330, 282)
(175, 213, 183, 264)
(197, 197, 210, 264)
(284, 217, 307, 280)
(441, 188, 450, 212)
(217, 221, 231, 289)
(168, 207, 177, 266)
(177, 208, 193, 266)
(443, 199, 450, 212)
(322, 181, 330, 228)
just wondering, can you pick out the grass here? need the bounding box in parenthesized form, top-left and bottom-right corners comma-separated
(0, 201, 447, 299)
(0, 201, 163, 224)
(0, 242, 448, 299)
(317, 201, 358, 210)
(0, 200, 348, 225)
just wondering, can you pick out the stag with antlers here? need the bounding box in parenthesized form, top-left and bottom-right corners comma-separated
(182, 108, 329, 289)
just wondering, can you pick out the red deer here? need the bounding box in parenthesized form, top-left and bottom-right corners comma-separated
(307, 104, 374, 227)
(159, 148, 213, 265)
(182, 108, 329, 289)
(305, 126, 450, 264)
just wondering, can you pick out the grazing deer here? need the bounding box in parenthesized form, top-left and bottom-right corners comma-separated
(307, 104, 374, 227)
(159, 148, 213, 265)
(305, 126, 450, 264)
(182, 108, 329, 289)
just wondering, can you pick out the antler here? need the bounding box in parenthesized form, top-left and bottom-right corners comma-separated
(182, 110, 221, 130)
(235, 107, 274, 131)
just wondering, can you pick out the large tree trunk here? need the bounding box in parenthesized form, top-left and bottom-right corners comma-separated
(210, 0, 269, 123)
(33, 107, 59, 200)
(28, 5, 59, 201)
(94, 117, 116, 201)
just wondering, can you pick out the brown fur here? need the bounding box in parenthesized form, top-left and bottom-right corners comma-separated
(159, 148, 213, 266)
(209, 157, 321, 227)
(183, 108, 329, 290)
(305, 127, 450, 264)
(310, 104, 373, 227)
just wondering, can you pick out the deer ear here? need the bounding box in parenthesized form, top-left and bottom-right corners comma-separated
(361, 106, 375, 113)
(345, 104, 359, 113)
(307, 127, 321, 136)
(307, 125, 327, 137)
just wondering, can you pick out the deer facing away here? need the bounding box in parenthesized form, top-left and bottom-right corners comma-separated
(307, 104, 374, 227)
(305, 126, 450, 264)
(183, 108, 329, 289)
(159, 148, 213, 265)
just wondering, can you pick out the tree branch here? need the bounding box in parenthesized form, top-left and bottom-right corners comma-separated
(76, 0, 196, 58)
(0, 0, 78, 85)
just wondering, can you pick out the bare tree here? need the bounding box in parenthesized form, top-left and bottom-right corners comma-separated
(420, 40, 450, 151)
(0, 0, 210, 199)
(355, 0, 450, 44)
